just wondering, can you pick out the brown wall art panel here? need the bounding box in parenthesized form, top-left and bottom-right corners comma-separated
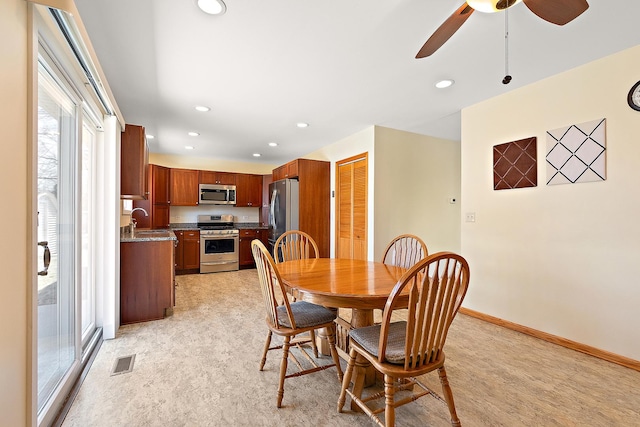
(493, 137, 537, 190)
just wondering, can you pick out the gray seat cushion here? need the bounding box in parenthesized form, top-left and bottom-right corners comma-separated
(276, 301, 337, 329)
(349, 321, 407, 364)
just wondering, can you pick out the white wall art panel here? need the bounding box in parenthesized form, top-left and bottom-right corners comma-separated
(546, 118, 606, 185)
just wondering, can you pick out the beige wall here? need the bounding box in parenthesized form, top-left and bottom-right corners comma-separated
(1, 0, 29, 424)
(306, 126, 461, 260)
(149, 153, 275, 175)
(461, 45, 640, 360)
(374, 126, 461, 259)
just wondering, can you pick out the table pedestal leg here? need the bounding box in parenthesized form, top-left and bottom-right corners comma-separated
(349, 308, 376, 411)
(314, 308, 338, 356)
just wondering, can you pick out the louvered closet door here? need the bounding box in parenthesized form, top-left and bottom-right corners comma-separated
(336, 153, 368, 260)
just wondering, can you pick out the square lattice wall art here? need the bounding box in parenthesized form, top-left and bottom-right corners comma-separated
(546, 118, 606, 185)
(493, 137, 537, 190)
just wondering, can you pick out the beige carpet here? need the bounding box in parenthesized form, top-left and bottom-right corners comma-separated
(62, 269, 640, 426)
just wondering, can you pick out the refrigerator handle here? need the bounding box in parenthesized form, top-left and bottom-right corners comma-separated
(270, 189, 278, 229)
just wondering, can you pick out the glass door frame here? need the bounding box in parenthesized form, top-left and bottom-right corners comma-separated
(35, 43, 83, 427)
(33, 30, 103, 427)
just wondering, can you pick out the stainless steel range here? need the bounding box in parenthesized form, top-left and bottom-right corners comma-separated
(197, 214, 239, 273)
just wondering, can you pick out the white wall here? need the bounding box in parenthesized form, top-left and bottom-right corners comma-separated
(1, 0, 29, 424)
(461, 45, 640, 360)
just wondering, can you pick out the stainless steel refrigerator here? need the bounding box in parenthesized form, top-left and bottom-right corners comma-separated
(268, 179, 299, 251)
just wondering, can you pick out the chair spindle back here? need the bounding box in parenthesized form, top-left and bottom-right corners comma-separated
(379, 252, 470, 370)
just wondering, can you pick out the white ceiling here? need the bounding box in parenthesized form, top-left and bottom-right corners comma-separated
(75, 0, 640, 165)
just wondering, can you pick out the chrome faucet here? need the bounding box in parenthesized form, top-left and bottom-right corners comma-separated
(129, 207, 149, 237)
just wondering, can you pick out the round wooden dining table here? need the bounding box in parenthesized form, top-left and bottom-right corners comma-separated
(276, 257, 407, 407)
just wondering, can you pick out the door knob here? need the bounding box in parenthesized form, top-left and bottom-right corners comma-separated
(38, 241, 50, 276)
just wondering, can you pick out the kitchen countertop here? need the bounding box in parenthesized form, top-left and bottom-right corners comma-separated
(235, 222, 269, 229)
(120, 229, 177, 242)
(169, 222, 269, 230)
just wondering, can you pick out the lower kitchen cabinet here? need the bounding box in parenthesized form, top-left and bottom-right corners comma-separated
(120, 240, 175, 324)
(239, 228, 267, 268)
(175, 230, 200, 274)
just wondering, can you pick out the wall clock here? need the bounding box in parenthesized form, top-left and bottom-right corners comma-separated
(628, 80, 640, 111)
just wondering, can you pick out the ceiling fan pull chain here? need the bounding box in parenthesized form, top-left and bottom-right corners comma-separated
(503, 5, 512, 84)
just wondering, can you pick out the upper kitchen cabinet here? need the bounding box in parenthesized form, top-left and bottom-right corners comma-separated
(272, 159, 299, 181)
(199, 170, 236, 185)
(235, 173, 262, 207)
(133, 164, 171, 229)
(170, 168, 199, 206)
(121, 124, 149, 199)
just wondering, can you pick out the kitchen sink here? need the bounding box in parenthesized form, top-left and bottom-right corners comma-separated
(133, 230, 173, 238)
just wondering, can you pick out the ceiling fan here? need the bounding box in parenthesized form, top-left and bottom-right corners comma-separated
(416, 0, 589, 58)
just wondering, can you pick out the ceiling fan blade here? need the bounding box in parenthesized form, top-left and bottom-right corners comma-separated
(416, 3, 474, 58)
(523, 0, 589, 26)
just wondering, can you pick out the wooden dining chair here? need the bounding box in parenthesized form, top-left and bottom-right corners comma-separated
(381, 234, 428, 269)
(338, 252, 470, 427)
(273, 230, 322, 356)
(273, 230, 319, 263)
(252, 239, 343, 408)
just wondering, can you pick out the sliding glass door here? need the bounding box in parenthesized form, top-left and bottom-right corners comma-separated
(36, 59, 79, 419)
(36, 48, 100, 425)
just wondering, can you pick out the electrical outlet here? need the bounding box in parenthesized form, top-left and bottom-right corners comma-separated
(465, 212, 476, 223)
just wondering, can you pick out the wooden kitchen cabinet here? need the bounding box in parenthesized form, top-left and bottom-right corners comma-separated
(175, 230, 200, 274)
(121, 124, 149, 200)
(133, 164, 170, 229)
(271, 159, 330, 257)
(261, 174, 273, 226)
(170, 168, 199, 206)
(272, 160, 299, 181)
(238, 228, 266, 268)
(120, 240, 175, 324)
(235, 173, 263, 207)
(199, 170, 236, 185)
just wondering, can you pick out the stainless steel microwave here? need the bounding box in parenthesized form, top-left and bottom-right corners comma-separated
(199, 184, 236, 205)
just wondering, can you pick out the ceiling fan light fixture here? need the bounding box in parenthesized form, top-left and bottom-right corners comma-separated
(466, 0, 522, 13)
(435, 79, 455, 89)
(197, 0, 226, 15)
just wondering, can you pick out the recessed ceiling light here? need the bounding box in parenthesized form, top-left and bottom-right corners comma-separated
(253, 153, 261, 157)
(185, 145, 194, 150)
(296, 122, 309, 128)
(188, 131, 200, 136)
(268, 142, 278, 147)
(195, 105, 210, 112)
(435, 79, 455, 89)
(146, 134, 155, 139)
(197, 0, 226, 15)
